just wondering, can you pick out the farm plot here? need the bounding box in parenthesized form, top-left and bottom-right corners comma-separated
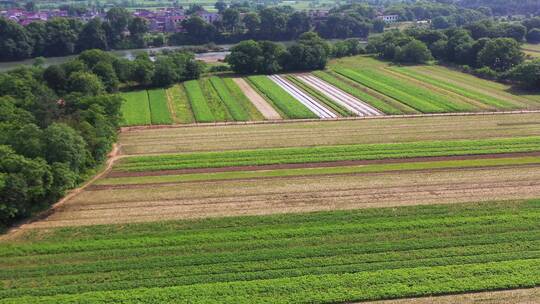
(247, 75, 318, 119)
(232, 78, 281, 120)
(269, 75, 337, 118)
(199, 78, 232, 122)
(166, 84, 195, 124)
(184, 80, 215, 123)
(119, 113, 540, 155)
(120, 91, 151, 126)
(147, 89, 173, 125)
(2, 201, 540, 303)
(295, 74, 382, 116)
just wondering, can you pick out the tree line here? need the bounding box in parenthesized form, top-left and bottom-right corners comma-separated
(0, 48, 201, 228)
(366, 20, 539, 88)
(226, 32, 363, 74)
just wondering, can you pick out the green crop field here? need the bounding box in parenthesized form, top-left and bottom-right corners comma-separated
(147, 89, 173, 125)
(286, 75, 352, 117)
(200, 78, 232, 122)
(222, 78, 265, 121)
(210, 76, 251, 121)
(184, 80, 215, 123)
(247, 75, 318, 119)
(166, 84, 195, 124)
(120, 91, 151, 126)
(311, 71, 409, 115)
(1, 200, 539, 303)
(114, 136, 540, 172)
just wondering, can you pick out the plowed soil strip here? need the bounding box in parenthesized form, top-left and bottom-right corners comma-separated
(107, 151, 540, 177)
(233, 78, 281, 120)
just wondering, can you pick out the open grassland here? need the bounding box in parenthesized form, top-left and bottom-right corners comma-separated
(147, 89, 173, 125)
(166, 84, 195, 124)
(120, 91, 151, 126)
(184, 80, 215, 123)
(247, 75, 318, 119)
(114, 137, 540, 172)
(1, 200, 539, 303)
(119, 113, 540, 155)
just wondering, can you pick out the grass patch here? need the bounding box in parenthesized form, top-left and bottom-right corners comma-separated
(147, 89, 173, 125)
(184, 80, 215, 123)
(120, 90, 151, 126)
(199, 78, 232, 122)
(1, 200, 539, 303)
(166, 84, 195, 124)
(115, 136, 540, 172)
(247, 75, 318, 119)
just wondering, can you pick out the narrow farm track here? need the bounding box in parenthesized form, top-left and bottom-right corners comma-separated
(363, 287, 540, 304)
(232, 78, 281, 120)
(269, 75, 337, 118)
(297, 73, 382, 116)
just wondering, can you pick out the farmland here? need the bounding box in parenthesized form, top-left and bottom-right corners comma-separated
(2, 112, 540, 303)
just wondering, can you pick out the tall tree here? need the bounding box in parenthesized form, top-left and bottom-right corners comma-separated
(0, 18, 33, 61)
(76, 18, 108, 52)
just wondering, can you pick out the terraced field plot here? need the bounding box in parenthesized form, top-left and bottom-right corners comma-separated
(2, 113, 540, 303)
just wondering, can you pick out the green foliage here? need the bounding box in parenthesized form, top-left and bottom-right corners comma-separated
(199, 78, 232, 122)
(166, 84, 195, 124)
(209, 77, 250, 121)
(247, 75, 317, 119)
(116, 136, 540, 172)
(43, 123, 89, 171)
(147, 89, 173, 125)
(120, 91, 151, 126)
(0, 200, 539, 302)
(67, 72, 105, 96)
(526, 29, 540, 44)
(184, 80, 215, 123)
(508, 59, 540, 89)
(312, 71, 404, 115)
(393, 39, 433, 63)
(477, 38, 524, 72)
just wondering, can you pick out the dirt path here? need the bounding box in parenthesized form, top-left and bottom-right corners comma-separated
(0, 144, 122, 241)
(233, 78, 282, 120)
(362, 287, 540, 304)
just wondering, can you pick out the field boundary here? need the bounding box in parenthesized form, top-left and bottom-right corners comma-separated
(121, 110, 540, 131)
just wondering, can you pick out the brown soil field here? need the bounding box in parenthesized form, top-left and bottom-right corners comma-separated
(26, 165, 540, 228)
(364, 287, 540, 304)
(119, 113, 540, 154)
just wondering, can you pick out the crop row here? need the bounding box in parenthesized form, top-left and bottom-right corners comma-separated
(389, 67, 516, 110)
(247, 75, 318, 119)
(335, 68, 465, 113)
(166, 84, 195, 124)
(183, 80, 214, 122)
(147, 89, 173, 125)
(0, 200, 538, 302)
(115, 136, 540, 171)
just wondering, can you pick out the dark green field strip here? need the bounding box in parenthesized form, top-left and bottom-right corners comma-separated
(200, 78, 232, 122)
(114, 137, 540, 172)
(210, 77, 251, 121)
(99, 156, 540, 185)
(312, 71, 407, 115)
(0, 201, 538, 303)
(184, 80, 215, 123)
(388, 67, 517, 110)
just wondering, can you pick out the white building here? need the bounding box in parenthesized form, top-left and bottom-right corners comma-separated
(378, 15, 399, 23)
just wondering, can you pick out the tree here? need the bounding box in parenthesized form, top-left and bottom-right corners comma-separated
(477, 38, 524, 72)
(105, 7, 131, 47)
(372, 19, 385, 33)
(446, 29, 474, 64)
(394, 39, 433, 63)
(243, 12, 260, 35)
(284, 32, 329, 71)
(498, 23, 527, 42)
(92, 62, 119, 92)
(527, 29, 540, 44)
(181, 16, 216, 44)
(132, 54, 154, 85)
(128, 17, 148, 48)
(508, 60, 540, 88)
(259, 8, 287, 40)
(258, 41, 286, 74)
(523, 17, 540, 31)
(76, 18, 108, 51)
(43, 123, 88, 172)
(0, 18, 33, 61)
(226, 40, 262, 74)
(152, 57, 178, 87)
(26, 22, 47, 57)
(67, 71, 105, 95)
(286, 12, 311, 39)
(43, 18, 81, 57)
(432, 16, 452, 30)
(222, 8, 240, 33)
(215, 1, 227, 13)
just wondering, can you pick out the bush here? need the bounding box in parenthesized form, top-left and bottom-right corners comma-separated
(473, 66, 499, 80)
(526, 28, 540, 43)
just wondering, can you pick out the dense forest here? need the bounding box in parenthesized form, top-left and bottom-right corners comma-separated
(0, 48, 201, 228)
